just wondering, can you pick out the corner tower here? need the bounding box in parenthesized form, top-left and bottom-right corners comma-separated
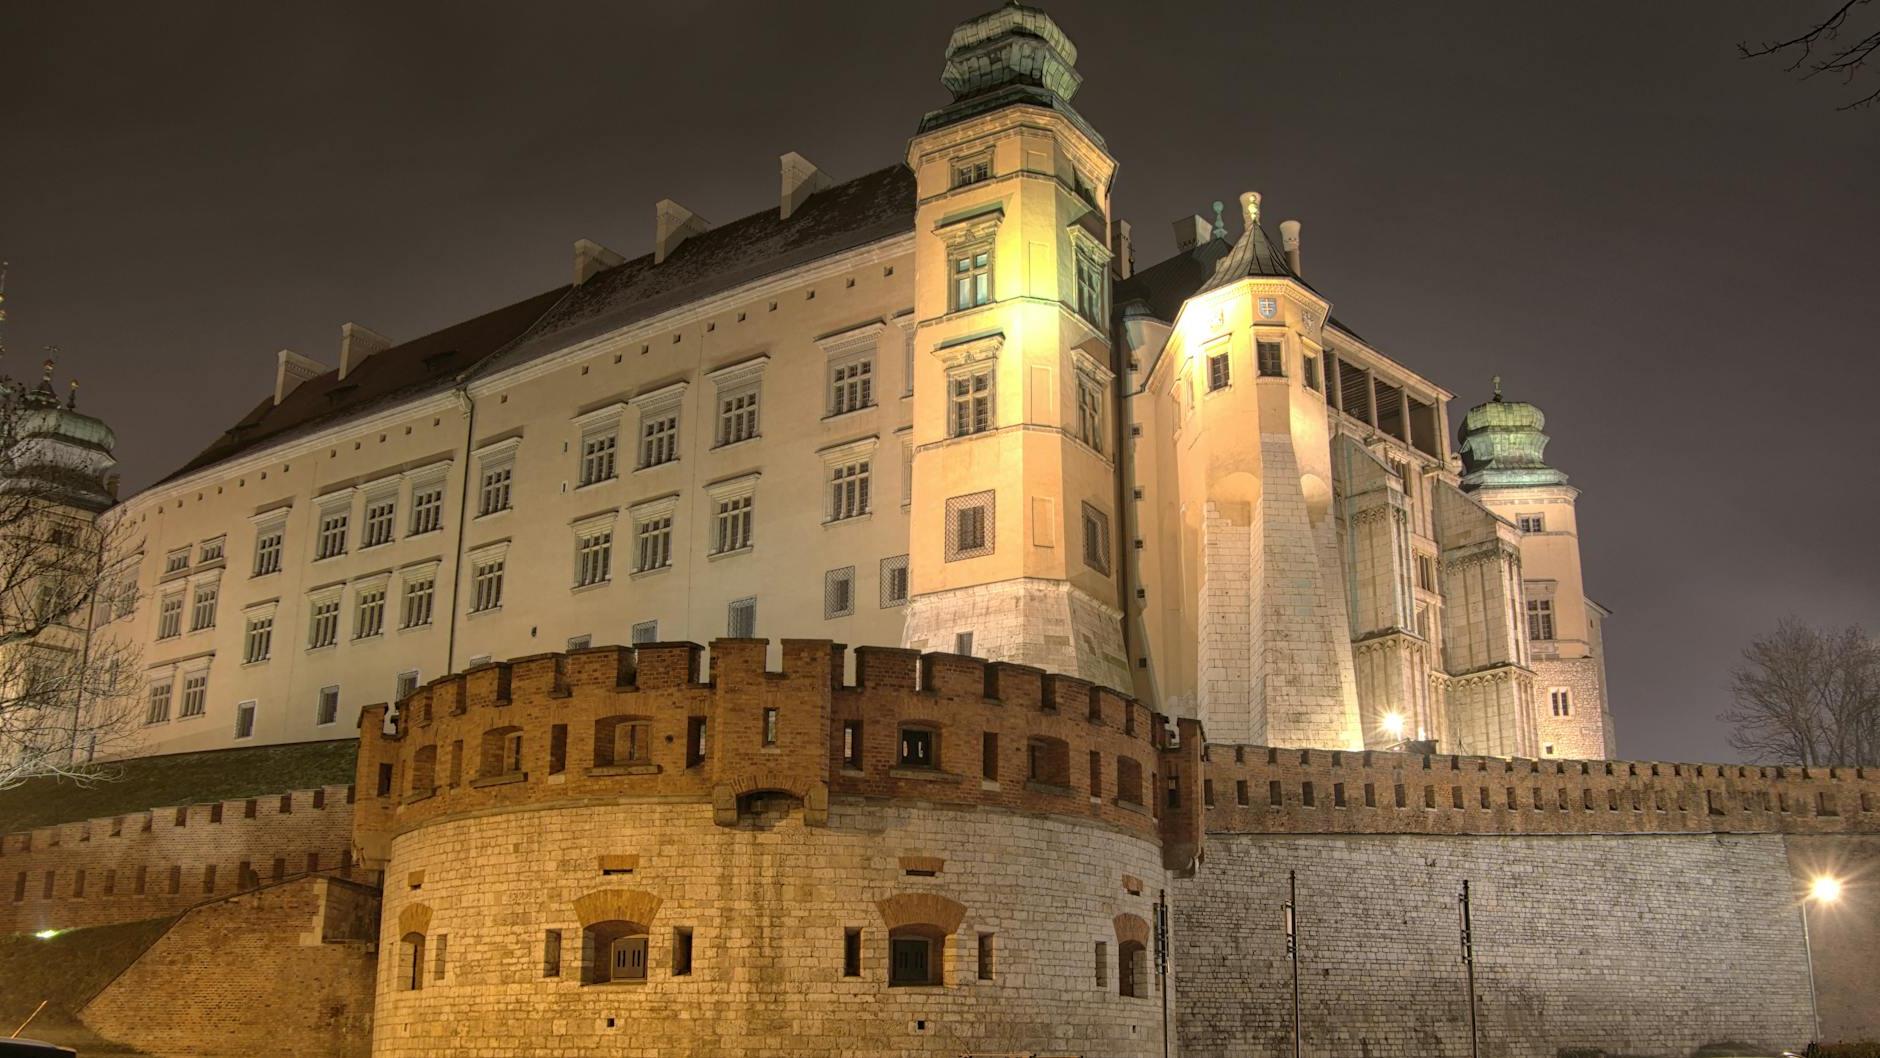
(900, 4, 1130, 689)
(1459, 383, 1615, 758)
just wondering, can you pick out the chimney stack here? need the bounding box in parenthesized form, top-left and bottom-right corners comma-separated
(338, 322, 393, 382)
(1279, 219, 1302, 276)
(573, 238, 625, 285)
(274, 349, 327, 406)
(779, 151, 831, 220)
(1172, 214, 1212, 253)
(1110, 219, 1134, 280)
(654, 200, 711, 264)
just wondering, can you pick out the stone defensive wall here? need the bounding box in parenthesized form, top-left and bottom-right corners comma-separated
(353, 639, 1200, 1058)
(1, 780, 360, 934)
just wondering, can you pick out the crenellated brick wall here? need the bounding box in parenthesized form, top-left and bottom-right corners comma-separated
(1, 783, 360, 934)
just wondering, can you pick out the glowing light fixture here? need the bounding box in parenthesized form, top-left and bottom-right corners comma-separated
(33, 929, 62, 940)
(1809, 876, 1842, 903)
(1381, 712, 1406, 739)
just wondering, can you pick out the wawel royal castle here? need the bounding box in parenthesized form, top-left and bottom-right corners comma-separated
(92, 4, 1614, 766)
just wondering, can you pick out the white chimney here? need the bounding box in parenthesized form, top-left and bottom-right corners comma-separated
(1279, 219, 1302, 276)
(1110, 218, 1134, 280)
(338, 322, 393, 382)
(274, 349, 327, 406)
(779, 151, 831, 220)
(1172, 214, 1212, 253)
(654, 200, 711, 264)
(573, 238, 625, 285)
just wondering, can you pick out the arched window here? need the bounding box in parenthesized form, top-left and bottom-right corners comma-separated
(480, 725, 524, 779)
(887, 924, 945, 987)
(582, 919, 649, 984)
(594, 716, 653, 768)
(409, 745, 437, 795)
(400, 931, 426, 991)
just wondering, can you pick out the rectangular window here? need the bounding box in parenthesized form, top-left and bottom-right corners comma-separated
(401, 575, 436, 628)
(685, 716, 708, 767)
(945, 491, 995, 561)
(234, 700, 256, 740)
(762, 707, 779, 747)
(1095, 941, 1108, 987)
(1207, 349, 1231, 391)
(1081, 503, 1111, 575)
(952, 157, 990, 187)
(1518, 514, 1545, 533)
(955, 631, 974, 656)
(243, 615, 273, 664)
(981, 732, 998, 781)
(253, 523, 285, 575)
(1075, 252, 1106, 326)
(713, 495, 754, 554)
(164, 548, 190, 574)
(409, 479, 445, 535)
(952, 247, 991, 310)
(640, 410, 679, 468)
(157, 593, 183, 639)
(396, 670, 420, 701)
(828, 460, 871, 522)
(471, 558, 505, 613)
(354, 587, 386, 639)
(1417, 554, 1436, 592)
(634, 515, 673, 573)
(179, 672, 207, 719)
(363, 494, 396, 547)
(189, 582, 218, 631)
(316, 507, 349, 560)
(715, 386, 759, 446)
(898, 728, 934, 768)
(199, 537, 224, 564)
(575, 531, 613, 587)
(145, 681, 172, 724)
(544, 930, 562, 978)
(1550, 688, 1572, 717)
(672, 927, 694, 976)
(843, 928, 863, 977)
(579, 430, 619, 486)
(842, 720, 863, 769)
(1257, 340, 1285, 377)
(829, 356, 874, 416)
(632, 620, 659, 646)
(1303, 353, 1322, 392)
(1527, 598, 1555, 641)
(316, 686, 339, 726)
(727, 597, 757, 639)
(308, 596, 341, 649)
(977, 932, 995, 981)
(824, 566, 855, 619)
(948, 368, 994, 436)
(879, 554, 909, 608)
(1076, 372, 1105, 453)
(477, 459, 514, 516)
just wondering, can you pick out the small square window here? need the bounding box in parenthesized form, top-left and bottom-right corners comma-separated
(945, 491, 995, 561)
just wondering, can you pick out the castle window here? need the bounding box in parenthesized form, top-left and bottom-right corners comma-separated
(1076, 370, 1106, 453)
(639, 409, 679, 468)
(401, 571, 436, 628)
(400, 932, 426, 991)
(1116, 757, 1144, 805)
(1236, 779, 1250, 806)
(952, 247, 991, 311)
(579, 428, 619, 486)
(1075, 250, 1107, 326)
(583, 921, 650, 985)
(1526, 598, 1555, 641)
(594, 717, 652, 767)
(362, 490, 397, 548)
(634, 621, 660, 647)
(824, 566, 856, 619)
(1027, 736, 1070, 788)
(843, 928, 863, 977)
(686, 716, 708, 767)
(543, 930, 562, 978)
(233, 700, 256, 739)
(469, 553, 506, 613)
(715, 381, 761, 448)
(898, 727, 936, 769)
(179, 671, 208, 719)
(354, 584, 387, 639)
(727, 597, 757, 638)
(1550, 688, 1572, 717)
(317, 685, 340, 726)
(955, 631, 974, 655)
(1303, 353, 1322, 392)
(827, 459, 871, 522)
(976, 933, 995, 981)
(948, 367, 994, 436)
(408, 473, 446, 535)
(1517, 514, 1545, 533)
(410, 745, 437, 794)
(880, 554, 909, 607)
(1257, 340, 1285, 377)
(1417, 554, 1436, 592)
(243, 613, 273, 664)
(157, 592, 183, 639)
(829, 353, 875, 416)
(1095, 941, 1108, 986)
(842, 720, 863, 769)
(710, 489, 755, 555)
(315, 504, 350, 560)
(629, 495, 676, 574)
(1118, 940, 1146, 997)
(189, 581, 218, 631)
(888, 926, 943, 987)
(308, 593, 341, 649)
(164, 548, 190, 575)
(982, 732, 999, 781)
(952, 154, 991, 188)
(762, 707, 779, 747)
(1081, 503, 1111, 575)
(481, 726, 524, 778)
(672, 927, 694, 976)
(574, 525, 614, 588)
(548, 725, 567, 775)
(145, 679, 173, 724)
(1206, 345, 1231, 391)
(945, 491, 995, 561)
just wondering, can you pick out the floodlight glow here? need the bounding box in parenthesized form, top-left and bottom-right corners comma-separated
(33, 929, 61, 940)
(1809, 876, 1842, 903)
(1381, 712, 1406, 739)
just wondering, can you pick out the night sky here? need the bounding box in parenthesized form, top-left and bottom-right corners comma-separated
(3, 2, 1875, 763)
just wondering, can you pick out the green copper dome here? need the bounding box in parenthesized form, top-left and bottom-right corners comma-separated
(1458, 384, 1567, 491)
(918, 3, 1102, 145)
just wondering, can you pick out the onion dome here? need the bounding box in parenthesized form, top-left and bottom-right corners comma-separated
(1457, 378, 1567, 491)
(918, 3, 1100, 144)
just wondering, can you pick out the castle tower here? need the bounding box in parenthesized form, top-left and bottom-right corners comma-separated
(899, 4, 1131, 689)
(1459, 383, 1614, 758)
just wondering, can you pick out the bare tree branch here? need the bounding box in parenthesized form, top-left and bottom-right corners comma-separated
(1739, 0, 1880, 111)
(1721, 618, 1880, 766)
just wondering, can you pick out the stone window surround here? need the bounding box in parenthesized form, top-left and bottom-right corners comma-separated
(571, 402, 630, 488)
(398, 559, 441, 631)
(466, 540, 511, 617)
(570, 508, 620, 590)
(1066, 223, 1113, 332)
(938, 333, 1003, 442)
(473, 436, 522, 518)
(629, 381, 688, 470)
(819, 321, 885, 420)
(352, 571, 392, 639)
(705, 472, 760, 559)
(242, 599, 279, 666)
(312, 487, 357, 561)
(627, 493, 680, 577)
(937, 208, 1003, 316)
(818, 435, 879, 525)
(357, 474, 401, 549)
(1069, 347, 1113, 460)
(305, 582, 344, 651)
(704, 355, 768, 449)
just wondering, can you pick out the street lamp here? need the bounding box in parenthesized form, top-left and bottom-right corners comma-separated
(1800, 874, 1842, 1044)
(1381, 713, 1406, 740)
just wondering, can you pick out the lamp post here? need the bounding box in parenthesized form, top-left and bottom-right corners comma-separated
(1800, 875, 1842, 1045)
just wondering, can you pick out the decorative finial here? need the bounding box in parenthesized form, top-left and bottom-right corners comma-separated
(1210, 201, 1227, 240)
(1492, 374, 1502, 401)
(1241, 190, 1261, 225)
(68, 379, 78, 409)
(41, 354, 55, 382)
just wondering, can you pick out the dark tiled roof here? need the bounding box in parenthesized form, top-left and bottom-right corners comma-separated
(0, 739, 357, 833)
(160, 287, 570, 485)
(480, 164, 917, 374)
(1115, 232, 1363, 341)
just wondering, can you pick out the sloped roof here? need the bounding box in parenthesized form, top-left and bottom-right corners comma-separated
(160, 287, 570, 485)
(1116, 229, 1363, 342)
(480, 164, 917, 374)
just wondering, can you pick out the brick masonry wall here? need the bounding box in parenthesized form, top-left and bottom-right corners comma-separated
(1175, 832, 1815, 1058)
(82, 874, 377, 1058)
(373, 799, 1170, 1058)
(1, 783, 360, 933)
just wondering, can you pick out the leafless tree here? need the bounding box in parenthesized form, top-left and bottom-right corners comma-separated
(1740, 0, 1880, 111)
(0, 377, 142, 789)
(1722, 619, 1880, 766)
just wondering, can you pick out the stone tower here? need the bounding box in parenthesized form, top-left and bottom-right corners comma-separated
(899, 3, 1131, 690)
(1459, 385, 1615, 758)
